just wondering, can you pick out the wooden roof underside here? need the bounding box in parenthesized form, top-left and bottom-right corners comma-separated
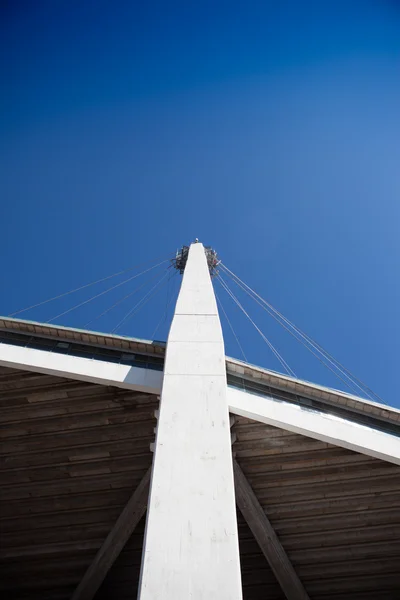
(1, 366, 400, 600)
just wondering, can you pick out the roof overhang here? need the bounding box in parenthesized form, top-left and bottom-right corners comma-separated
(226, 357, 400, 428)
(0, 316, 166, 357)
(1, 316, 399, 465)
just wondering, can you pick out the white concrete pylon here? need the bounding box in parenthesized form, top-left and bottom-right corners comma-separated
(138, 242, 242, 600)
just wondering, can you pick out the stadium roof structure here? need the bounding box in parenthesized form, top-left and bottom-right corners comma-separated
(1, 242, 400, 600)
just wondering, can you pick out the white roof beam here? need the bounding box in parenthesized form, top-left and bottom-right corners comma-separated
(0, 343, 163, 395)
(228, 386, 400, 466)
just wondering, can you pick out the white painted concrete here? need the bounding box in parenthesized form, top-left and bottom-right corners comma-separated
(138, 243, 242, 600)
(228, 386, 400, 466)
(0, 343, 162, 394)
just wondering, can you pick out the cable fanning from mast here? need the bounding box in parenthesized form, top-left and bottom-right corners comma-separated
(220, 262, 386, 404)
(84, 269, 168, 329)
(9, 255, 171, 318)
(112, 269, 171, 333)
(151, 271, 180, 339)
(47, 260, 169, 324)
(220, 263, 363, 398)
(214, 288, 247, 362)
(217, 275, 296, 377)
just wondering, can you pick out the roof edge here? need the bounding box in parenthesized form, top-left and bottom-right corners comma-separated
(0, 316, 166, 357)
(226, 356, 400, 426)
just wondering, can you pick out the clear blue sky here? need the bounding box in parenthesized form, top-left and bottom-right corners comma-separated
(1, 1, 399, 405)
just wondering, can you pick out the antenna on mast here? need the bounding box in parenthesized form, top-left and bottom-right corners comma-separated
(172, 241, 219, 277)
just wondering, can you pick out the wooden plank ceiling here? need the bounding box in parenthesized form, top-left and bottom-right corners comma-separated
(233, 415, 400, 600)
(0, 366, 157, 600)
(1, 365, 400, 599)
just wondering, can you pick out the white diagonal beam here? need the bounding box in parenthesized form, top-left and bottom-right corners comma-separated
(0, 343, 162, 394)
(138, 243, 242, 600)
(228, 386, 400, 466)
(234, 460, 310, 600)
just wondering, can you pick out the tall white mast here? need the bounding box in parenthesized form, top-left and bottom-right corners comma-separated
(138, 241, 242, 599)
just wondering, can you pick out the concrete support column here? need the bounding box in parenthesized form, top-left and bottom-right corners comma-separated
(138, 242, 242, 600)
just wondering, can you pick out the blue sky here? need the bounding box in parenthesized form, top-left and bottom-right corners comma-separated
(1, 1, 399, 405)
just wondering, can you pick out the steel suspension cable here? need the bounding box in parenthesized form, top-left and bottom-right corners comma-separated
(112, 269, 171, 334)
(220, 262, 385, 403)
(214, 288, 247, 362)
(84, 269, 168, 329)
(9, 255, 171, 318)
(217, 275, 296, 377)
(220, 264, 364, 397)
(151, 271, 180, 339)
(218, 276, 295, 376)
(47, 260, 169, 324)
